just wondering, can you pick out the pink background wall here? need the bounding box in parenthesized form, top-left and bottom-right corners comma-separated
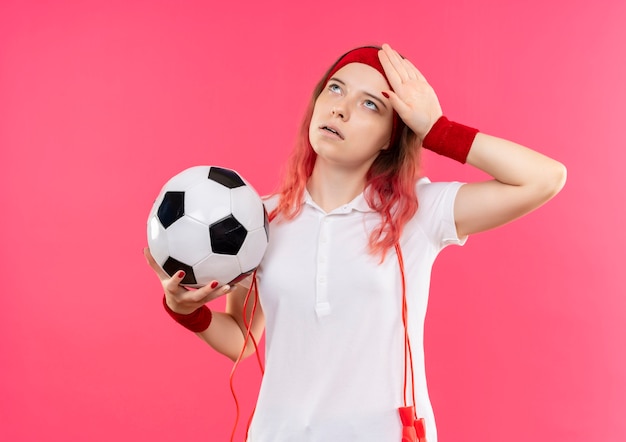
(1, 0, 624, 440)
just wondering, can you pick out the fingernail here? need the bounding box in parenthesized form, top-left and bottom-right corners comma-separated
(178, 271, 185, 279)
(222, 285, 231, 292)
(382, 92, 390, 99)
(210, 281, 218, 289)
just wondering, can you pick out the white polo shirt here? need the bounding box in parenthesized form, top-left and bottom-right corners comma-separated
(250, 178, 466, 442)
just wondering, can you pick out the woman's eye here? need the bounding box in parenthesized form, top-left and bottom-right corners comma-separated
(329, 84, 341, 93)
(364, 100, 378, 111)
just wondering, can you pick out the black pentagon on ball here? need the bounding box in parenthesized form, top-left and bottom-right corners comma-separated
(162, 256, 197, 286)
(209, 215, 247, 255)
(157, 191, 185, 228)
(208, 167, 245, 189)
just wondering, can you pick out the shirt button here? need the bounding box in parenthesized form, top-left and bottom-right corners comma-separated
(319, 256, 326, 263)
(319, 276, 327, 283)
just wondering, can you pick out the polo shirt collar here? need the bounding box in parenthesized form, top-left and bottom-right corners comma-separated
(303, 188, 376, 214)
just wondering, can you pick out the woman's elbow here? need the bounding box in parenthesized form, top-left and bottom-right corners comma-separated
(548, 161, 567, 196)
(538, 160, 567, 202)
(226, 343, 258, 362)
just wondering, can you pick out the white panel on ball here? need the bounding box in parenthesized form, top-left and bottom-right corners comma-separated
(147, 216, 170, 265)
(185, 179, 232, 225)
(163, 165, 213, 191)
(166, 217, 211, 266)
(194, 253, 242, 286)
(237, 227, 269, 273)
(230, 186, 265, 231)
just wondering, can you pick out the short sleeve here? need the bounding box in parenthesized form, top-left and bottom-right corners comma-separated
(414, 177, 467, 249)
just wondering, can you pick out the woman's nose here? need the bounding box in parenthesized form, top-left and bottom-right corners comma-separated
(331, 104, 346, 120)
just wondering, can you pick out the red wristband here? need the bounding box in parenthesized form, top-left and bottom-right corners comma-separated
(422, 116, 479, 164)
(162, 295, 213, 333)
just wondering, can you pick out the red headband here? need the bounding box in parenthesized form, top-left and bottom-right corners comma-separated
(325, 46, 400, 147)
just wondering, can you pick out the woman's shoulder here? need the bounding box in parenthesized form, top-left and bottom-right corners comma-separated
(415, 177, 465, 212)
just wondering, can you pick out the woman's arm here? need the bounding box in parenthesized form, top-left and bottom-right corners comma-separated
(196, 282, 265, 362)
(378, 43, 566, 236)
(454, 133, 567, 237)
(144, 248, 265, 362)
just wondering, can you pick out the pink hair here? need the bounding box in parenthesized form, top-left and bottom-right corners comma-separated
(271, 49, 422, 260)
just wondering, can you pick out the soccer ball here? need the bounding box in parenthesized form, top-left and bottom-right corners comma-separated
(147, 165, 269, 288)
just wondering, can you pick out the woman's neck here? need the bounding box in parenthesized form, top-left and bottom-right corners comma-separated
(307, 164, 368, 213)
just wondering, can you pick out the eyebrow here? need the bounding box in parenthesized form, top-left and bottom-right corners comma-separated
(329, 77, 389, 110)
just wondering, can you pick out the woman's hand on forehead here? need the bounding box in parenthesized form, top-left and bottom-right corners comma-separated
(378, 43, 443, 141)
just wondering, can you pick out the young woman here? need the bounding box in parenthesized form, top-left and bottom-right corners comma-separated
(145, 43, 566, 441)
